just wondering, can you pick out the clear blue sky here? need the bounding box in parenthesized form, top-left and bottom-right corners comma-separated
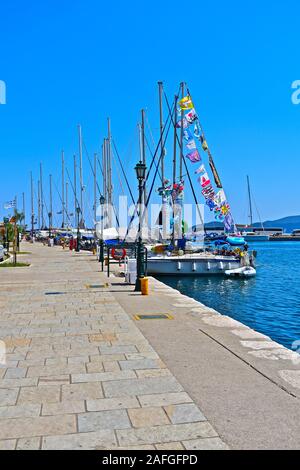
(1, 0, 300, 228)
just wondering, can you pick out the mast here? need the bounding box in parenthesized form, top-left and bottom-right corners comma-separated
(179, 82, 185, 181)
(49, 174, 53, 233)
(61, 150, 65, 228)
(78, 124, 84, 227)
(103, 140, 107, 202)
(66, 181, 68, 226)
(73, 154, 77, 227)
(172, 95, 178, 185)
(30, 172, 34, 237)
(107, 118, 112, 227)
(38, 179, 41, 229)
(247, 175, 253, 226)
(94, 152, 97, 223)
(22, 192, 25, 226)
(158, 81, 164, 186)
(40, 163, 44, 228)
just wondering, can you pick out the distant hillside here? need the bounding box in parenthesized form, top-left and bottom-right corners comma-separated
(202, 215, 300, 233)
(253, 215, 300, 233)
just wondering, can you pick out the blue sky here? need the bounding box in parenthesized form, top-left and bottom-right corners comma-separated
(1, 0, 300, 228)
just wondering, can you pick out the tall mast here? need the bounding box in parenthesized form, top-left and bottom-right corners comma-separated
(30, 172, 34, 237)
(22, 192, 25, 225)
(78, 124, 84, 227)
(73, 154, 77, 227)
(61, 150, 65, 228)
(66, 181, 69, 226)
(40, 163, 44, 228)
(172, 95, 178, 185)
(49, 174, 53, 232)
(103, 139, 107, 202)
(107, 118, 112, 227)
(158, 81, 164, 186)
(94, 152, 97, 223)
(38, 179, 41, 229)
(179, 82, 185, 181)
(247, 175, 253, 226)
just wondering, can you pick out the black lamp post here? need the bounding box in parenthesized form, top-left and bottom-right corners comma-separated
(48, 212, 52, 238)
(99, 195, 105, 270)
(76, 207, 81, 252)
(134, 160, 147, 292)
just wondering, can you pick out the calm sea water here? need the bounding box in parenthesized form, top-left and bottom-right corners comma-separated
(157, 242, 300, 350)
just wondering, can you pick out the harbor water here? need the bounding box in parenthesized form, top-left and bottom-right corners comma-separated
(157, 241, 300, 350)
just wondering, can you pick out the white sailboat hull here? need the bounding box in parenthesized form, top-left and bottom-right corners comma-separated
(146, 255, 241, 276)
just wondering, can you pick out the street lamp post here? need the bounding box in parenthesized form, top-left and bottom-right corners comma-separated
(134, 161, 147, 292)
(99, 195, 105, 271)
(76, 207, 81, 252)
(48, 212, 52, 238)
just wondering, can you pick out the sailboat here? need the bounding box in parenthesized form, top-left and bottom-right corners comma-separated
(241, 176, 269, 242)
(138, 83, 256, 275)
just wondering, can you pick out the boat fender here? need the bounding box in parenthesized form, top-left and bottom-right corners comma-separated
(111, 247, 126, 261)
(192, 262, 196, 271)
(207, 261, 211, 270)
(177, 262, 181, 271)
(219, 261, 224, 270)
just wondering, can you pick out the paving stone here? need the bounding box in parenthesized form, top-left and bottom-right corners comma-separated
(128, 407, 170, 427)
(16, 437, 41, 450)
(183, 437, 230, 450)
(62, 382, 103, 401)
(155, 442, 184, 450)
(18, 385, 60, 404)
(136, 369, 172, 379)
(42, 430, 117, 450)
(87, 397, 140, 412)
(42, 400, 85, 416)
(0, 378, 38, 389)
(103, 377, 183, 398)
(38, 375, 70, 385)
(71, 370, 136, 383)
(99, 345, 138, 355)
(164, 404, 206, 424)
(117, 422, 218, 446)
(0, 439, 16, 450)
(0, 403, 41, 418)
(119, 359, 161, 370)
(0, 414, 76, 439)
(138, 392, 193, 408)
(0, 388, 19, 406)
(78, 409, 131, 432)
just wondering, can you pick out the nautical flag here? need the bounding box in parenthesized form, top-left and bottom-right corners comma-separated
(186, 139, 197, 150)
(4, 200, 16, 210)
(186, 108, 197, 124)
(199, 172, 211, 188)
(206, 198, 217, 211)
(176, 117, 188, 129)
(213, 189, 226, 207)
(185, 149, 201, 163)
(224, 212, 234, 231)
(202, 185, 215, 199)
(183, 128, 193, 142)
(195, 164, 206, 175)
(194, 122, 201, 140)
(179, 95, 194, 110)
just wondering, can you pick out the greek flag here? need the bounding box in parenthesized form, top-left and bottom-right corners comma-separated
(4, 200, 16, 210)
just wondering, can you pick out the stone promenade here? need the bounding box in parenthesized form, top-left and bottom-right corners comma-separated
(0, 243, 228, 450)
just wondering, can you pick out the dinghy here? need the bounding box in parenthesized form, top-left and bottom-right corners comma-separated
(225, 266, 256, 278)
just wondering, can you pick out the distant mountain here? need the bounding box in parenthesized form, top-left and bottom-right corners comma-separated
(201, 215, 300, 233)
(252, 215, 300, 233)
